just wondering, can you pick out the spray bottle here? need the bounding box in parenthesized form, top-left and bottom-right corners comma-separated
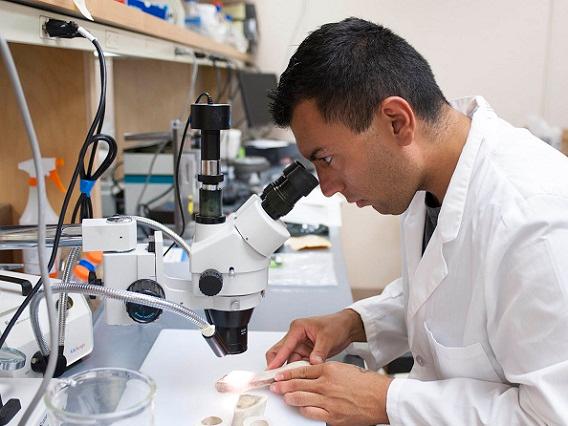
(18, 157, 65, 276)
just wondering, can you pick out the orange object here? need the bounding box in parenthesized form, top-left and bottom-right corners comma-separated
(23, 158, 66, 193)
(73, 264, 90, 282)
(49, 169, 66, 193)
(85, 251, 103, 264)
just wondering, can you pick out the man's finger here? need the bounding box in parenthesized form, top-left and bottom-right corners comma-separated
(270, 378, 321, 395)
(310, 332, 331, 364)
(283, 391, 325, 408)
(265, 333, 292, 366)
(299, 406, 329, 422)
(288, 353, 308, 363)
(265, 339, 284, 366)
(266, 329, 307, 369)
(286, 342, 313, 363)
(275, 364, 322, 381)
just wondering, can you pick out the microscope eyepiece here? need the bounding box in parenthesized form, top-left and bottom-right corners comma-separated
(261, 161, 319, 220)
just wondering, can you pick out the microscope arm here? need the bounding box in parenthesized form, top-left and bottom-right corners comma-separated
(82, 158, 318, 356)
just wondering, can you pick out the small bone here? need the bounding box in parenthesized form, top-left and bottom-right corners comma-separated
(199, 416, 225, 425)
(231, 394, 267, 426)
(216, 360, 310, 393)
(243, 416, 270, 426)
(236, 394, 265, 409)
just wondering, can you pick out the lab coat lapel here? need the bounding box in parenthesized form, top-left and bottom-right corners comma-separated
(402, 192, 426, 282)
(406, 96, 490, 320)
(407, 230, 448, 319)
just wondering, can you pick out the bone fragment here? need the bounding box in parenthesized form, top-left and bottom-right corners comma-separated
(231, 394, 267, 426)
(243, 416, 270, 426)
(198, 416, 225, 425)
(216, 360, 310, 393)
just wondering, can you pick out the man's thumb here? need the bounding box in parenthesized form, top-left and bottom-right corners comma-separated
(310, 341, 329, 364)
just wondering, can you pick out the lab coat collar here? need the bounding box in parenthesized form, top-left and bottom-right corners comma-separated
(404, 96, 495, 320)
(436, 96, 495, 243)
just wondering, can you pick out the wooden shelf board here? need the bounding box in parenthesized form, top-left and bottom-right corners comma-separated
(16, 0, 251, 62)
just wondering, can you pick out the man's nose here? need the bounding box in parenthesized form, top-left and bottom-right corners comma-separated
(319, 174, 343, 198)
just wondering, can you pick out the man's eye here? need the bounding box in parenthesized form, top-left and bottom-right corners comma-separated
(319, 156, 332, 165)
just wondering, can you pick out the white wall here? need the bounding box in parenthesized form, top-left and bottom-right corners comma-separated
(543, 0, 568, 127)
(250, 0, 568, 290)
(340, 203, 401, 292)
(254, 0, 568, 127)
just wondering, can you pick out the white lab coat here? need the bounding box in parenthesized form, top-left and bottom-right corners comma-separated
(350, 96, 568, 425)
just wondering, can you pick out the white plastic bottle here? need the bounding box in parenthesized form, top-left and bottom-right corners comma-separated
(18, 158, 65, 276)
(184, 0, 201, 32)
(211, 2, 228, 42)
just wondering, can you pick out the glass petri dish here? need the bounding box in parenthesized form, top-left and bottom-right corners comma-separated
(44, 367, 156, 425)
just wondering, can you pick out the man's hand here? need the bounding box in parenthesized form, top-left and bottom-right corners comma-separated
(270, 361, 392, 426)
(265, 309, 366, 369)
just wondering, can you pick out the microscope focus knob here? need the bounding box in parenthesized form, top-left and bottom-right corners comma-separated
(199, 269, 223, 296)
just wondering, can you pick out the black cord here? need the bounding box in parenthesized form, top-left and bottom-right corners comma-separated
(71, 131, 117, 222)
(139, 185, 174, 215)
(195, 92, 213, 104)
(163, 92, 213, 256)
(0, 36, 115, 350)
(72, 40, 117, 222)
(164, 113, 191, 256)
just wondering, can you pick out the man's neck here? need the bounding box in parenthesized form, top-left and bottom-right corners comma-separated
(421, 106, 472, 203)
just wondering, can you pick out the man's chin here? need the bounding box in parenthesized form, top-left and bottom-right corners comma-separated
(371, 202, 409, 216)
(371, 203, 394, 215)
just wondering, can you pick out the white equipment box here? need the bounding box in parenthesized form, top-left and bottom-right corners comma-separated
(0, 271, 94, 378)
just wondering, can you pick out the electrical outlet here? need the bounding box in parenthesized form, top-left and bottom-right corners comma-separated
(38, 16, 55, 40)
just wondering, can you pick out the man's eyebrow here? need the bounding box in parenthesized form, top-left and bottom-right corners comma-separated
(308, 147, 324, 162)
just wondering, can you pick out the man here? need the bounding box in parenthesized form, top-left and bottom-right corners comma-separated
(265, 17, 568, 425)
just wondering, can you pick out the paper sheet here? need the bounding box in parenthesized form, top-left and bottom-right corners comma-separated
(72, 0, 94, 21)
(269, 252, 338, 287)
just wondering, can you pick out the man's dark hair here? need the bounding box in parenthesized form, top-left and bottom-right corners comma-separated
(270, 18, 448, 133)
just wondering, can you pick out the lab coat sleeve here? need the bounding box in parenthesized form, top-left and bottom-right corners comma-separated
(348, 278, 409, 368)
(387, 196, 568, 425)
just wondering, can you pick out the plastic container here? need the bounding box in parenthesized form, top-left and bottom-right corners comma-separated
(18, 157, 65, 277)
(196, 3, 217, 38)
(225, 15, 248, 53)
(213, 2, 228, 42)
(126, 0, 169, 21)
(45, 368, 156, 426)
(184, 0, 201, 31)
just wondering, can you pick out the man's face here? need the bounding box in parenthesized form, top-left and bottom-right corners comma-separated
(290, 99, 421, 215)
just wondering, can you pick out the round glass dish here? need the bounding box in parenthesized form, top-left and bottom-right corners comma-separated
(44, 367, 156, 425)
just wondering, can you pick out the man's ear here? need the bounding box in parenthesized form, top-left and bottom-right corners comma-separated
(380, 96, 416, 147)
